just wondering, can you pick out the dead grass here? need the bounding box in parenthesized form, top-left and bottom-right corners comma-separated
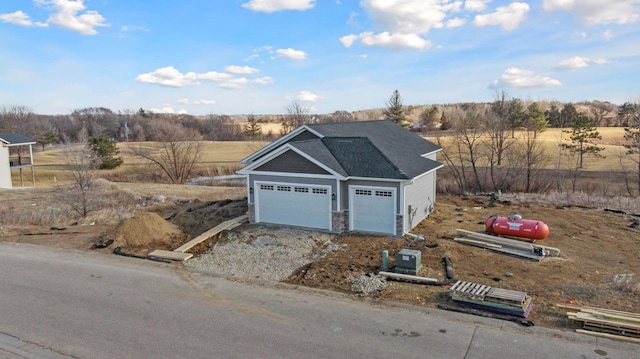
(426, 127, 636, 172)
(610, 274, 640, 294)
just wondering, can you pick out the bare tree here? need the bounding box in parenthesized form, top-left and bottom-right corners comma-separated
(130, 119, 203, 184)
(452, 107, 487, 191)
(326, 110, 354, 123)
(521, 113, 549, 192)
(281, 100, 310, 134)
(56, 130, 103, 218)
(623, 101, 640, 193)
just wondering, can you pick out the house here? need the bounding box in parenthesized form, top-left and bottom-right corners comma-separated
(0, 133, 36, 189)
(238, 120, 443, 236)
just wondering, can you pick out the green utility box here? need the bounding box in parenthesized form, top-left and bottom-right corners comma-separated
(395, 249, 422, 275)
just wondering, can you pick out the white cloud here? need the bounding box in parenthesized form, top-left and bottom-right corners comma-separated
(177, 98, 216, 105)
(344, 32, 431, 50)
(362, 0, 460, 35)
(276, 48, 307, 60)
(36, 0, 109, 35)
(150, 106, 188, 114)
(490, 67, 562, 89)
(339, 34, 359, 47)
(543, 0, 640, 25)
(220, 78, 249, 89)
(445, 17, 465, 28)
(225, 65, 260, 75)
(556, 56, 589, 70)
(253, 76, 274, 85)
(347, 11, 360, 27)
(298, 91, 321, 102)
(603, 29, 613, 41)
(242, 0, 316, 12)
(136, 66, 233, 87)
(473, 2, 529, 31)
(0, 10, 47, 27)
(555, 56, 610, 70)
(465, 0, 491, 12)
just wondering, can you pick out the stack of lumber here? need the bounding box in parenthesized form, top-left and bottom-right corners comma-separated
(558, 304, 640, 343)
(454, 229, 560, 261)
(449, 280, 533, 318)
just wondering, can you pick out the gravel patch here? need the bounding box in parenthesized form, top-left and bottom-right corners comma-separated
(349, 273, 387, 297)
(185, 226, 341, 282)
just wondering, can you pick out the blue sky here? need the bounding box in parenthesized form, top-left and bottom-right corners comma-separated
(1, 0, 639, 116)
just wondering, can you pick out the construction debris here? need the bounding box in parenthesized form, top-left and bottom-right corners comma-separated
(449, 280, 533, 318)
(557, 304, 640, 343)
(149, 214, 248, 261)
(379, 271, 440, 285)
(454, 229, 560, 261)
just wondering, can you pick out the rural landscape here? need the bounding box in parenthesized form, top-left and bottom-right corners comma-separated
(1, 97, 640, 342)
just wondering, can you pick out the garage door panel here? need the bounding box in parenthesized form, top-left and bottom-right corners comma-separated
(256, 183, 331, 230)
(350, 187, 395, 234)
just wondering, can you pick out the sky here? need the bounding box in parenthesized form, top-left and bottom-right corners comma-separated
(0, 0, 639, 116)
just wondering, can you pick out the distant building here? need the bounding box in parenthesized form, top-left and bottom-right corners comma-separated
(0, 133, 36, 189)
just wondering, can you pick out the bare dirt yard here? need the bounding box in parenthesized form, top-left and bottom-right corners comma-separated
(1, 183, 639, 334)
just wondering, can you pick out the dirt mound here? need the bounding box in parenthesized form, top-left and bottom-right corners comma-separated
(96, 212, 189, 256)
(154, 198, 248, 237)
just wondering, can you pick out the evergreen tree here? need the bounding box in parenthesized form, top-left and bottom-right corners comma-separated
(525, 102, 548, 138)
(243, 114, 262, 141)
(87, 135, 123, 169)
(384, 90, 409, 128)
(561, 112, 604, 168)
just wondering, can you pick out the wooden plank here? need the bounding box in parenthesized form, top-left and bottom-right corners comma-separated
(450, 280, 464, 292)
(148, 250, 193, 261)
(174, 214, 248, 253)
(571, 312, 640, 330)
(576, 329, 640, 343)
(579, 309, 640, 324)
(456, 229, 560, 256)
(557, 304, 640, 319)
(378, 271, 439, 284)
(453, 237, 503, 249)
(486, 247, 544, 261)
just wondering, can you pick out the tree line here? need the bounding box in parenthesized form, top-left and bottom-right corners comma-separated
(1, 93, 639, 196)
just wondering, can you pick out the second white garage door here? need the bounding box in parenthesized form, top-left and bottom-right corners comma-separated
(349, 186, 396, 235)
(255, 182, 332, 230)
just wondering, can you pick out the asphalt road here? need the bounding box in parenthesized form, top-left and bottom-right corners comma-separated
(0, 242, 635, 359)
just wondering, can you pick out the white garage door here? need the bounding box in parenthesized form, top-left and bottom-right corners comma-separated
(349, 186, 396, 235)
(255, 182, 332, 230)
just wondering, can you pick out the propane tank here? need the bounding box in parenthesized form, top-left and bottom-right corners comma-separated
(486, 215, 550, 241)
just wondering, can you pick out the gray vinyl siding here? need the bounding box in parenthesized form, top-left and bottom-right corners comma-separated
(403, 171, 436, 231)
(247, 174, 337, 210)
(340, 179, 400, 212)
(255, 150, 330, 175)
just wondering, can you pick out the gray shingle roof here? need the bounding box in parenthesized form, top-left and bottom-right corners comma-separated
(289, 120, 442, 179)
(0, 133, 35, 145)
(309, 120, 440, 179)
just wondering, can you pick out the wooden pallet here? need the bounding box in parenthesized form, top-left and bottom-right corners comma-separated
(558, 304, 640, 343)
(450, 280, 532, 317)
